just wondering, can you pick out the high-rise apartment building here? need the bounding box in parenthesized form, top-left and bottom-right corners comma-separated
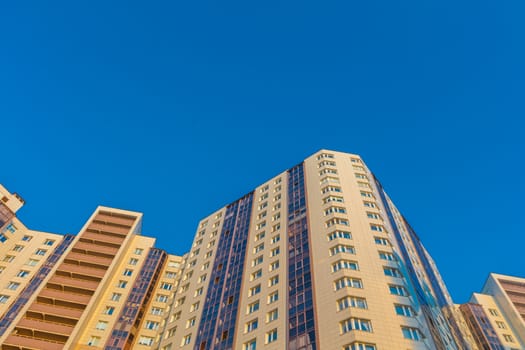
(157, 150, 466, 350)
(0, 185, 183, 350)
(460, 273, 525, 350)
(0, 150, 522, 350)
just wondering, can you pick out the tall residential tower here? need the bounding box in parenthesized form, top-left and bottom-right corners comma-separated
(157, 149, 463, 350)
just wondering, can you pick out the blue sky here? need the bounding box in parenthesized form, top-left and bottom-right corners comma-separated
(1, 1, 523, 303)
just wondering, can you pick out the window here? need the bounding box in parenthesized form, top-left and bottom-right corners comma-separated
(167, 326, 177, 337)
(249, 285, 261, 296)
(488, 308, 499, 316)
(186, 317, 196, 328)
(202, 262, 210, 270)
(181, 334, 192, 346)
(272, 212, 280, 221)
(266, 329, 278, 343)
(134, 248, 144, 255)
(330, 244, 356, 256)
(123, 269, 133, 276)
(269, 260, 279, 271)
(343, 342, 377, 350)
(166, 271, 177, 278)
(258, 202, 268, 210)
(104, 306, 115, 315)
(26, 258, 38, 266)
(269, 275, 279, 286)
(320, 176, 340, 185)
(111, 293, 122, 301)
(138, 336, 154, 346)
(16, 270, 29, 278)
(318, 160, 336, 167)
(273, 203, 281, 211)
(363, 201, 376, 208)
(366, 212, 380, 220)
(495, 321, 507, 329)
(341, 318, 372, 333)
(268, 291, 279, 303)
(401, 326, 422, 340)
(161, 282, 173, 290)
(96, 321, 108, 330)
(207, 240, 216, 248)
(244, 339, 257, 350)
(389, 284, 409, 296)
(338, 296, 367, 310)
(251, 269, 263, 281)
(323, 195, 344, 204)
(194, 239, 203, 247)
(334, 277, 363, 290)
(370, 224, 384, 232)
(328, 230, 352, 241)
(374, 237, 390, 246)
(326, 218, 349, 227)
(252, 256, 263, 267)
(254, 243, 264, 253)
(267, 308, 278, 322)
(198, 274, 207, 283)
(0, 233, 7, 243)
(272, 223, 280, 232)
(324, 206, 347, 215)
(317, 153, 335, 160)
(6, 282, 20, 290)
(204, 251, 213, 259)
(332, 260, 359, 272)
(12, 245, 24, 252)
(248, 300, 260, 314)
(22, 235, 32, 241)
(270, 247, 280, 257)
(379, 251, 396, 261)
(87, 336, 101, 346)
(176, 297, 186, 307)
(129, 258, 139, 265)
(271, 234, 280, 244)
(43, 239, 55, 246)
(383, 267, 401, 277)
(117, 280, 128, 288)
(322, 186, 342, 194)
(360, 191, 373, 198)
(190, 302, 200, 312)
(503, 334, 514, 343)
(195, 287, 203, 297)
(0, 295, 10, 304)
(180, 283, 190, 293)
(355, 173, 368, 179)
(145, 320, 159, 330)
(245, 319, 258, 332)
(255, 232, 266, 241)
(358, 182, 370, 188)
(319, 168, 338, 175)
(3, 255, 15, 262)
(35, 249, 47, 256)
(151, 307, 164, 315)
(395, 304, 415, 317)
(156, 294, 169, 303)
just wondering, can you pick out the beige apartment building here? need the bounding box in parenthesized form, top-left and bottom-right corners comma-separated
(0, 185, 182, 350)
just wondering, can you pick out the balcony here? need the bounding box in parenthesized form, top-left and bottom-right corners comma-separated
(79, 231, 124, 248)
(56, 262, 107, 279)
(64, 251, 113, 268)
(2, 334, 65, 350)
(47, 275, 99, 292)
(39, 288, 92, 305)
(27, 302, 83, 321)
(73, 241, 119, 258)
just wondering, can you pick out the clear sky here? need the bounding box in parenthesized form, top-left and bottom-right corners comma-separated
(1, 1, 523, 303)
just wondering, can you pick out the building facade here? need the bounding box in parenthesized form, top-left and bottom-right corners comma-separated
(0, 150, 522, 350)
(0, 186, 183, 350)
(460, 273, 525, 350)
(157, 150, 466, 350)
